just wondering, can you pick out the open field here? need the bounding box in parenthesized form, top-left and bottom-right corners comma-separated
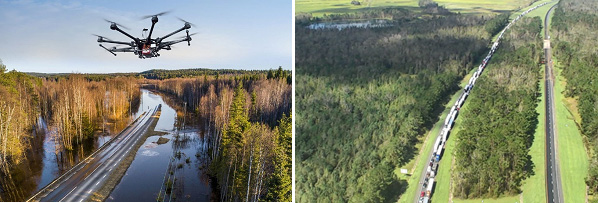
(553, 59, 588, 203)
(296, 0, 537, 16)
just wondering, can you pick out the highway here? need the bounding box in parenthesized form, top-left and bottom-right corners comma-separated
(28, 105, 161, 202)
(544, 3, 564, 203)
(411, 2, 551, 203)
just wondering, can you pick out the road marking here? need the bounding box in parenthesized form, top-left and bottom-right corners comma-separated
(59, 186, 77, 202)
(96, 181, 100, 186)
(103, 174, 107, 179)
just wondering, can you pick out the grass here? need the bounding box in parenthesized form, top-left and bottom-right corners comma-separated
(430, 2, 558, 200)
(296, 0, 538, 16)
(395, 74, 469, 203)
(430, 66, 546, 203)
(553, 58, 588, 203)
(520, 66, 547, 203)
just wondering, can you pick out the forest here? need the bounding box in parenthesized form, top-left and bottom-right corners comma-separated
(145, 72, 292, 201)
(0, 65, 140, 201)
(551, 0, 598, 195)
(452, 17, 543, 198)
(0, 63, 291, 201)
(295, 7, 503, 202)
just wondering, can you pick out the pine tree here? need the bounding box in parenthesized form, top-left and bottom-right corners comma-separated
(265, 113, 292, 201)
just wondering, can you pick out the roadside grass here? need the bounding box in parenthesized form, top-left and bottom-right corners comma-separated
(510, 0, 556, 19)
(553, 58, 588, 203)
(430, 65, 547, 203)
(520, 66, 547, 203)
(296, 0, 535, 16)
(523, 0, 557, 19)
(395, 79, 465, 203)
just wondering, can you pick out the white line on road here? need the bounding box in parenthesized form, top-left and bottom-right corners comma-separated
(59, 186, 77, 202)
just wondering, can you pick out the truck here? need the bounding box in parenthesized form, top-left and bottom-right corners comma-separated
(468, 76, 475, 86)
(464, 84, 472, 92)
(426, 178, 435, 196)
(442, 127, 450, 141)
(435, 143, 444, 161)
(432, 136, 441, 155)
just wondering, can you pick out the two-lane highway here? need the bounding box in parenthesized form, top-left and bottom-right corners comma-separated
(544, 3, 564, 203)
(29, 104, 161, 202)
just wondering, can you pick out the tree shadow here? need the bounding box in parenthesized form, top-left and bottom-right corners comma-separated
(382, 178, 408, 203)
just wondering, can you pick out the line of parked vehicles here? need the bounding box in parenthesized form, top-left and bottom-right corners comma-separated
(418, 2, 549, 203)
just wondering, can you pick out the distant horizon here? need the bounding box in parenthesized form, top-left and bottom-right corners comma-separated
(0, 0, 292, 73)
(9, 66, 291, 74)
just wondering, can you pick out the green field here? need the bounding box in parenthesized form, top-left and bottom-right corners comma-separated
(296, 0, 537, 16)
(553, 59, 589, 203)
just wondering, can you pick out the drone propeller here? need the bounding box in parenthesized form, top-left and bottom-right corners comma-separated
(177, 32, 198, 39)
(104, 19, 130, 30)
(141, 11, 171, 20)
(176, 17, 196, 27)
(92, 34, 112, 41)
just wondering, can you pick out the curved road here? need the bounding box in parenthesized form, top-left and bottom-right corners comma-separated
(28, 105, 161, 202)
(544, 2, 564, 203)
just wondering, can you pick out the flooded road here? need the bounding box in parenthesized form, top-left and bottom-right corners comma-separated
(107, 89, 214, 201)
(0, 112, 131, 201)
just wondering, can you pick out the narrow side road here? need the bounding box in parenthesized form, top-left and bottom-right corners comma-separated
(28, 105, 161, 202)
(543, 3, 564, 203)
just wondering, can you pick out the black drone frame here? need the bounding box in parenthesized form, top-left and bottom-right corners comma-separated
(96, 12, 194, 59)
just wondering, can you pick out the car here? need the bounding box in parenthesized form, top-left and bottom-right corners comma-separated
(421, 191, 425, 197)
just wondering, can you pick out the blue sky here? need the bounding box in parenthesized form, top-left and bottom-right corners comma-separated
(0, 0, 292, 73)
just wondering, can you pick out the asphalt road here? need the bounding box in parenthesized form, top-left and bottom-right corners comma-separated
(413, 128, 439, 203)
(544, 3, 564, 203)
(29, 105, 160, 202)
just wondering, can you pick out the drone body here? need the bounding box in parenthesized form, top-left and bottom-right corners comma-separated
(95, 12, 196, 59)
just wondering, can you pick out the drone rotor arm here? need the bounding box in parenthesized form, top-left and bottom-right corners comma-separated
(111, 26, 140, 44)
(157, 24, 191, 44)
(98, 39, 132, 46)
(99, 44, 117, 56)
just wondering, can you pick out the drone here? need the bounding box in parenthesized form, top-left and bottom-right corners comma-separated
(95, 11, 196, 59)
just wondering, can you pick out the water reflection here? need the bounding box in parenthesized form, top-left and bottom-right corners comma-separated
(0, 100, 136, 201)
(308, 19, 392, 30)
(107, 89, 215, 201)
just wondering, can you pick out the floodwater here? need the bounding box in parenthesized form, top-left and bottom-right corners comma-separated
(0, 106, 133, 201)
(107, 89, 214, 201)
(307, 19, 391, 30)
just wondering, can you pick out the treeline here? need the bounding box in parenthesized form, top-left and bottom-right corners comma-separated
(140, 68, 289, 80)
(38, 75, 140, 151)
(0, 64, 140, 200)
(0, 65, 41, 202)
(146, 73, 292, 201)
(295, 11, 499, 202)
(0, 65, 41, 171)
(453, 17, 542, 198)
(484, 12, 510, 36)
(296, 7, 416, 25)
(25, 67, 291, 82)
(551, 0, 598, 195)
